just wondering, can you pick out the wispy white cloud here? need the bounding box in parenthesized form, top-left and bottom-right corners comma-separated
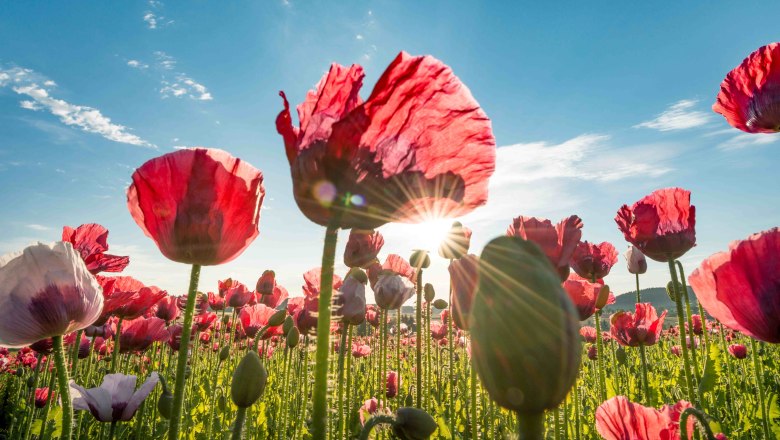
(634, 99, 712, 131)
(717, 132, 780, 151)
(160, 75, 213, 100)
(26, 224, 51, 231)
(153, 51, 176, 70)
(143, 1, 172, 29)
(143, 12, 158, 29)
(127, 59, 149, 69)
(0, 66, 157, 148)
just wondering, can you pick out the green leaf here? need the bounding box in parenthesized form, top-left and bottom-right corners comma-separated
(698, 343, 720, 395)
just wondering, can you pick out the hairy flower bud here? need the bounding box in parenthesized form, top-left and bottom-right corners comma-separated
(423, 283, 435, 303)
(230, 351, 268, 408)
(409, 250, 430, 269)
(392, 407, 438, 440)
(286, 326, 300, 348)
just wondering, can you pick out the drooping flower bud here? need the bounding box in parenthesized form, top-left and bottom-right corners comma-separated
(624, 245, 647, 275)
(282, 315, 294, 335)
(219, 346, 230, 362)
(157, 376, 173, 419)
(409, 250, 430, 270)
(439, 221, 472, 260)
(335, 269, 367, 325)
(471, 236, 580, 415)
(286, 326, 300, 348)
(267, 309, 287, 327)
(230, 351, 268, 408)
(392, 407, 438, 440)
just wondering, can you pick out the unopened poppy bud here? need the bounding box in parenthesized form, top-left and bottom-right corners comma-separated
(219, 346, 230, 361)
(432, 299, 448, 309)
(283, 316, 294, 335)
(615, 346, 627, 365)
(595, 284, 611, 310)
(231, 351, 268, 408)
(471, 236, 580, 415)
(392, 407, 438, 440)
(26, 377, 35, 388)
(409, 250, 430, 269)
(267, 309, 287, 327)
(348, 267, 368, 284)
(424, 283, 435, 303)
(286, 326, 300, 348)
(157, 376, 173, 419)
(218, 394, 226, 411)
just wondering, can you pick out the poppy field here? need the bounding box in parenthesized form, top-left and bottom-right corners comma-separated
(0, 41, 779, 440)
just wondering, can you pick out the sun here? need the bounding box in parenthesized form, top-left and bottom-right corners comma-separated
(411, 218, 457, 253)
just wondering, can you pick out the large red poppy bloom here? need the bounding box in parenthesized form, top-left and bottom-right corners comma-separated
(610, 303, 667, 347)
(596, 396, 694, 440)
(506, 215, 583, 281)
(127, 148, 265, 266)
(344, 229, 385, 268)
(62, 224, 129, 275)
(713, 42, 780, 133)
(240, 304, 283, 339)
(449, 254, 479, 330)
(276, 52, 496, 229)
(97, 276, 167, 323)
(688, 228, 780, 343)
(119, 317, 169, 353)
(570, 241, 618, 280)
(562, 275, 603, 321)
(615, 188, 696, 263)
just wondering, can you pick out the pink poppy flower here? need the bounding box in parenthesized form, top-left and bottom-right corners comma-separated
(276, 52, 496, 229)
(571, 241, 618, 280)
(449, 254, 479, 330)
(728, 344, 748, 359)
(596, 396, 694, 440)
(119, 317, 169, 353)
(240, 304, 283, 339)
(344, 229, 385, 268)
(610, 303, 667, 347)
(689, 228, 780, 343)
(0, 242, 103, 348)
(563, 275, 604, 321)
(506, 215, 583, 281)
(580, 326, 597, 343)
(62, 223, 129, 275)
(70, 372, 159, 422)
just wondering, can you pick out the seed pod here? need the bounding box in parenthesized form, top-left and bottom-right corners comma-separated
(230, 351, 268, 408)
(283, 315, 294, 335)
(217, 394, 226, 412)
(432, 299, 448, 309)
(409, 250, 430, 269)
(471, 236, 580, 415)
(157, 376, 173, 419)
(423, 283, 435, 303)
(392, 407, 438, 440)
(615, 346, 627, 365)
(219, 346, 230, 362)
(267, 309, 287, 327)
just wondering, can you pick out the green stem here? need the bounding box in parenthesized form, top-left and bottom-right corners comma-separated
(70, 330, 83, 377)
(573, 381, 581, 440)
(107, 421, 117, 440)
(517, 412, 544, 440)
(337, 324, 348, 437)
(635, 273, 641, 303)
(53, 335, 74, 440)
(415, 269, 423, 408)
(679, 408, 718, 440)
(111, 318, 123, 373)
(593, 310, 606, 402)
(167, 263, 201, 440)
(668, 260, 696, 405)
(231, 406, 247, 440)
(311, 218, 341, 440)
(639, 344, 649, 403)
(677, 262, 700, 383)
(749, 338, 770, 439)
(470, 358, 478, 439)
(23, 353, 44, 440)
(343, 326, 354, 440)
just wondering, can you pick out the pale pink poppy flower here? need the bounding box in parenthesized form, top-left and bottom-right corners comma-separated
(70, 372, 159, 422)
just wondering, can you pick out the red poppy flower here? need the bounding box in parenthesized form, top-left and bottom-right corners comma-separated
(365, 305, 380, 328)
(225, 280, 253, 309)
(276, 52, 496, 229)
(207, 292, 226, 311)
(352, 343, 371, 358)
(449, 254, 479, 330)
(563, 275, 603, 321)
(150, 295, 180, 323)
(688, 228, 780, 343)
(119, 317, 169, 353)
(506, 215, 583, 281)
(241, 304, 284, 339)
(344, 229, 385, 268)
(728, 344, 748, 359)
(99, 276, 167, 321)
(430, 322, 447, 341)
(596, 396, 694, 440)
(193, 311, 218, 332)
(33, 387, 53, 408)
(610, 303, 667, 347)
(127, 148, 265, 266)
(579, 326, 597, 343)
(713, 43, 780, 133)
(62, 223, 129, 275)
(615, 188, 696, 263)
(385, 371, 399, 398)
(570, 241, 618, 280)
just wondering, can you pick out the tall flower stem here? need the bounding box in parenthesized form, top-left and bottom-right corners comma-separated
(111, 318, 123, 373)
(425, 301, 431, 409)
(168, 263, 201, 440)
(53, 335, 74, 440)
(337, 324, 349, 437)
(676, 262, 700, 381)
(470, 357, 478, 439)
(343, 326, 354, 439)
(517, 412, 544, 440)
(668, 260, 696, 405)
(397, 311, 402, 397)
(310, 213, 342, 440)
(717, 323, 736, 419)
(415, 269, 423, 407)
(573, 380, 581, 440)
(749, 338, 770, 439)
(639, 344, 649, 402)
(634, 273, 641, 303)
(447, 263, 455, 436)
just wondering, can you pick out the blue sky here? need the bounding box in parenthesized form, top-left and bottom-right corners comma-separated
(1, 1, 779, 303)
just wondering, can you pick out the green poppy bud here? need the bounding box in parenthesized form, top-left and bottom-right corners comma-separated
(217, 394, 226, 412)
(283, 315, 294, 335)
(432, 299, 448, 310)
(666, 280, 681, 301)
(230, 351, 268, 408)
(471, 236, 580, 415)
(158, 392, 173, 419)
(409, 250, 430, 269)
(424, 283, 435, 303)
(219, 346, 230, 362)
(615, 346, 627, 365)
(267, 309, 287, 327)
(392, 407, 438, 440)
(287, 326, 300, 348)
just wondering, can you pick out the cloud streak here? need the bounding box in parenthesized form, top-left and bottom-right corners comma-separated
(635, 99, 712, 131)
(0, 66, 156, 148)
